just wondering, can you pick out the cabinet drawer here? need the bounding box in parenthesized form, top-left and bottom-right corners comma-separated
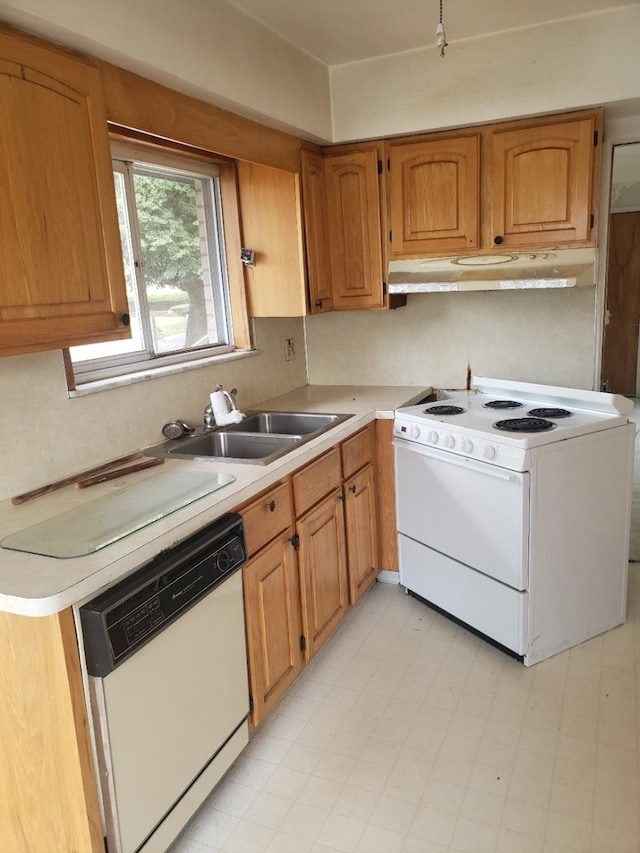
(293, 447, 342, 516)
(241, 481, 293, 557)
(341, 424, 374, 479)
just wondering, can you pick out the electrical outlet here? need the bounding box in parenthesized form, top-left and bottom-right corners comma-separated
(284, 338, 296, 361)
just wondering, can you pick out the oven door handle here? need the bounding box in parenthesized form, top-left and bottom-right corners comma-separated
(393, 438, 520, 482)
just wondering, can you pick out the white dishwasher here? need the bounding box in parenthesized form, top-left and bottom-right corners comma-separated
(80, 513, 250, 853)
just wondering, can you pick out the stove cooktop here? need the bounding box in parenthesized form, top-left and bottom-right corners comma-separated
(394, 376, 633, 469)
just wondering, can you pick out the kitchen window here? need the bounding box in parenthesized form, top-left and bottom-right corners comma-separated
(67, 144, 240, 386)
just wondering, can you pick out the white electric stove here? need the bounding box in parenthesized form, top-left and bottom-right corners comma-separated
(393, 376, 635, 665)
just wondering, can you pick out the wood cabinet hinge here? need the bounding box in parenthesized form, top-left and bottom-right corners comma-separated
(590, 213, 595, 229)
(387, 157, 391, 171)
(389, 230, 393, 243)
(249, 695, 254, 714)
(594, 129, 599, 147)
(377, 159, 383, 175)
(300, 635, 307, 652)
(289, 533, 300, 551)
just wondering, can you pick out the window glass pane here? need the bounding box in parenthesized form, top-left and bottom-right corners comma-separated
(71, 171, 145, 363)
(69, 148, 234, 382)
(133, 168, 223, 354)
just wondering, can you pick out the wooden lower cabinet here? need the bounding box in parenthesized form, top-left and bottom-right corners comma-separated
(375, 419, 399, 573)
(297, 488, 350, 659)
(243, 530, 303, 727)
(242, 429, 381, 728)
(0, 609, 103, 852)
(344, 463, 379, 604)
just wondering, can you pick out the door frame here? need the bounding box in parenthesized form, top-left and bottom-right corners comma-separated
(595, 116, 640, 392)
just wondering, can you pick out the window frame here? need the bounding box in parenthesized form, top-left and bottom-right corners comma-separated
(66, 140, 250, 388)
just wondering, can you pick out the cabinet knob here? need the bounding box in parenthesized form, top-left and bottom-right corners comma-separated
(121, 313, 131, 326)
(493, 236, 504, 245)
(315, 300, 323, 309)
(349, 484, 357, 494)
(266, 500, 276, 512)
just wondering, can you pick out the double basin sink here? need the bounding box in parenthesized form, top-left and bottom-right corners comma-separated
(145, 411, 353, 465)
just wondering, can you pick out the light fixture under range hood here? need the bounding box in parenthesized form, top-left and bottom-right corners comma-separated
(387, 249, 597, 293)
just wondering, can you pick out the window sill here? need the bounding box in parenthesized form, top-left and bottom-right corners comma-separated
(68, 348, 258, 398)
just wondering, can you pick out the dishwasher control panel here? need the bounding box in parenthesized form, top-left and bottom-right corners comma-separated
(80, 513, 246, 676)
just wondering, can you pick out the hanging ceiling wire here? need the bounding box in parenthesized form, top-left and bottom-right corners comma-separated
(435, 0, 448, 57)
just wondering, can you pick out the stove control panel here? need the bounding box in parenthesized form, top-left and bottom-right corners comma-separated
(393, 419, 528, 472)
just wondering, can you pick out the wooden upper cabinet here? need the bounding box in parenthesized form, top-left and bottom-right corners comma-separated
(325, 144, 385, 310)
(387, 133, 480, 258)
(488, 112, 601, 249)
(300, 149, 333, 314)
(237, 161, 308, 317)
(0, 26, 129, 357)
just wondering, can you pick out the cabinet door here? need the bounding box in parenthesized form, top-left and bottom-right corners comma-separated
(243, 531, 303, 727)
(0, 28, 129, 357)
(298, 489, 349, 658)
(300, 149, 333, 313)
(344, 463, 379, 605)
(0, 608, 103, 851)
(489, 114, 599, 249)
(325, 146, 385, 310)
(237, 161, 308, 317)
(375, 419, 399, 573)
(387, 134, 480, 257)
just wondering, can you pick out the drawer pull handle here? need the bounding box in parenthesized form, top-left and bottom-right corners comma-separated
(349, 484, 357, 494)
(266, 500, 276, 512)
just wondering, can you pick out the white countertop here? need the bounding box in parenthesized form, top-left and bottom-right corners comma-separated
(0, 385, 429, 617)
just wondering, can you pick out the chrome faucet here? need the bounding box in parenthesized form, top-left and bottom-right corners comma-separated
(225, 388, 239, 411)
(203, 404, 216, 428)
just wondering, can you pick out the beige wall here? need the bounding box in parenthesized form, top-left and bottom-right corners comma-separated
(305, 288, 596, 391)
(0, 0, 332, 141)
(330, 6, 640, 142)
(0, 319, 306, 502)
(4, 2, 639, 145)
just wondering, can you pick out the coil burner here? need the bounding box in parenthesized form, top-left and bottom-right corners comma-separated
(494, 417, 555, 433)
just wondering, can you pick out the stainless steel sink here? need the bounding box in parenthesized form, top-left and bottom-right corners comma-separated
(225, 411, 344, 435)
(144, 411, 353, 464)
(165, 431, 301, 463)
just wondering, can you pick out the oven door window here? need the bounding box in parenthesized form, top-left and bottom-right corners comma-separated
(395, 441, 529, 590)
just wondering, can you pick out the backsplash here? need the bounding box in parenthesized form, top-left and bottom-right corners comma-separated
(0, 318, 306, 502)
(305, 287, 596, 391)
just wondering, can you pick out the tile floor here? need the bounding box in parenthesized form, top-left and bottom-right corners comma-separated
(170, 566, 640, 853)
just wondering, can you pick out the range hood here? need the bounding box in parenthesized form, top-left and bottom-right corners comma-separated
(387, 248, 597, 293)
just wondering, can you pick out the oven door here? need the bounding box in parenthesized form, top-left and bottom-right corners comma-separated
(394, 439, 529, 589)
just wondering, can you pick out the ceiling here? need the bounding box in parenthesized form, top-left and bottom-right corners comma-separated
(226, 0, 639, 65)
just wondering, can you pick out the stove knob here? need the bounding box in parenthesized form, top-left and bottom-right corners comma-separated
(484, 445, 497, 460)
(461, 439, 473, 454)
(444, 435, 456, 449)
(408, 425, 420, 439)
(427, 430, 439, 444)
